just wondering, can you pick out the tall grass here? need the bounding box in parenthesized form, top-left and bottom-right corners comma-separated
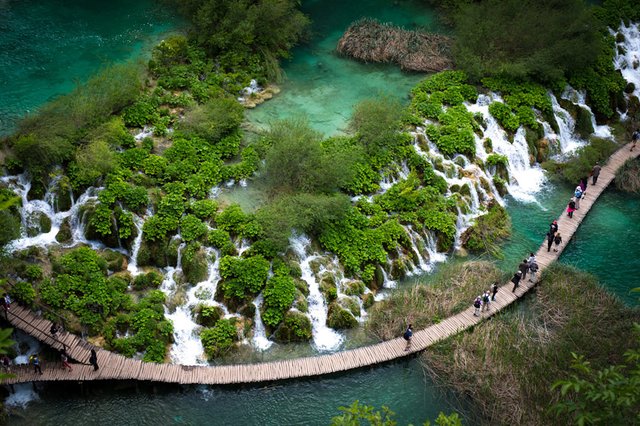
(421, 264, 639, 425)
(366, 261, 506, 341)
(615, 157, 640, 193)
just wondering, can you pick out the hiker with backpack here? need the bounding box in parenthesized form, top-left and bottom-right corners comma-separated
(482, 291, 491, 312)
(403, 324, 413, 351)
(574, 186, 583, 209)
(473, 296, 482, 316)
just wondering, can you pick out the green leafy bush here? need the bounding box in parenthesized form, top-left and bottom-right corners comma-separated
(180, 214, 208, 242)
(200, 318, 237, 358)
(219, 255, 270, 299)
(262, 274, 296, 327)
(10, 281, 36, 307)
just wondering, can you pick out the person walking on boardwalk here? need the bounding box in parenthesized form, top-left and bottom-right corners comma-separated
(591, 162, 601, 185)
(549, 220, 558, 235)
(60, 350, 72, 372)
(580, 177, 588, 193)
(553, 232, 563, 252)
(2, 355, 11, 373)
(518, 259, 529, 280)
(528, 258, 539, 283)
(632, 129, 639, 151)
(511, 270, 522, 292)
(50, 323, 59, 338)
(482, 291, 491, 312)
(567, 198, 576, 218)
(546, 230, 555, 252)
(30, 354, 43, 375)
(473, 296, 482, 316)
(89, 349, 99, 371)
(491, 282, 499, 301)
(574, 186, 583, 209)
(403, 324, 413, 351)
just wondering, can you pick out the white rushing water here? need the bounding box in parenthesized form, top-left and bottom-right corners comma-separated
(0, 173, 105, 252)
(290, 234, 344, 352)
(252, 294, 273, 351)
(614, 22, 640, 100)
(126, 208, 151, 276)
(5, 332, 41, 408)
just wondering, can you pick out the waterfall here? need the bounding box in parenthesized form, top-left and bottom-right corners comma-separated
(613, 22, 640, 100)
(252, 294, 273, 351)
(290, 234, 344, 352)
(134, 126, 154, 141)
(0, 174, 104, 251)
(561, 87, 613, 139)
(127, 208, 151, 276)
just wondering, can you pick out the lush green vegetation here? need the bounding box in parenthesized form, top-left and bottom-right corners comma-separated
(422, 264, 640, 425)
(165, 0, 310, 81)
(461, 202, 511, 257)
(551, 325, 640, 425)
(542, 137, 619, 184)
(331, 401, 462, 426)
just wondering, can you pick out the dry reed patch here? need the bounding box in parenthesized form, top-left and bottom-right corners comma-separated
(336, 18, 453, 73)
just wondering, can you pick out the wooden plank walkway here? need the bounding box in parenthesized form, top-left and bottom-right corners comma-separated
(3, 143, 639, 385)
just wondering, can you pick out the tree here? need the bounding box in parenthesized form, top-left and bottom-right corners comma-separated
(166, 0, 309, 79)
(261, 119, 360, 195)
(551, 323, 640, 425)
(452, 0, 603, 82)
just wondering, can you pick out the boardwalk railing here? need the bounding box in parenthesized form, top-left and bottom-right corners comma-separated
(2, 143, 639, 385)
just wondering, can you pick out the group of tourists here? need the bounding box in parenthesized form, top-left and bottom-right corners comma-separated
(472, 283, 499, 316)
(25, 348, 99, 375)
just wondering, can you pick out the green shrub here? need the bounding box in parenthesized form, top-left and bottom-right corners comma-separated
(262, 274, 296, 327)
(194, 304, 224, 327)
(201, 319, 237, 358)
(10, 281, 36, 307)
(180, 215, 208, 242)
(219, 255, 270, 299)
(274, 311, 312, 342)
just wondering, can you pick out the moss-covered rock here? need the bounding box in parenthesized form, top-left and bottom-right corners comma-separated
(327, 302, 358, 329)
(461, 201, 511, 257)
(193, 303, 224, 327)
(390, 257, 408, 281)
(55, 219, 73, 243)
(295, 278, 309, 297)
(294, 292, 308, 312)
(237, 303, 256, 319)
(273, 311, 312, 342)
(181, 242, 208, 284)
(340, 297, 361, 317)
(574, 106, 594, 139)
(319, 273, 337, 302)
(344, 280, 366, 296)
(361, 292, 375, 309)
(101, 249, 127, 272)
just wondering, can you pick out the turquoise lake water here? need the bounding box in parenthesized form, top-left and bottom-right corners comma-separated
(246, 0, 443, 136)
(0, 0, 177, 135)
(2, 0, 639, 423)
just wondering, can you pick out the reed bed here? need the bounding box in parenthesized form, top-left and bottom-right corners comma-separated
(421, 264, 639, 425)
(336, 18, 453, 72)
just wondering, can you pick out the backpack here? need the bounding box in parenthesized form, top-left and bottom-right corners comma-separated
(403, 329, 412, 341)
(473, 299, 481, 308)
(529, 262, 539, 272)
(482, 294, 490, 303)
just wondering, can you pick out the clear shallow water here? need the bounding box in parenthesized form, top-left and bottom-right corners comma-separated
(6, 360, 476, 425)
(500, 181, 640, 305)
(0, 0, 178, 134)
(246, 0, 442, 136)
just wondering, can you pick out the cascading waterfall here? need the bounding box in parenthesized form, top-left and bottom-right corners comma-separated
(465, 94, 546, 203)
(127, 208, 152, 276)
(252, 294, 273, 350)
(561, 87, 613, 139)
(0, 174, 103, 251)
(613, 22, 640, 100)
(290, 234, 344, 352)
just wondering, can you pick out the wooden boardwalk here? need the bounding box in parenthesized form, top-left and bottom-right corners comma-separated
(2, 143, 639, 386)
